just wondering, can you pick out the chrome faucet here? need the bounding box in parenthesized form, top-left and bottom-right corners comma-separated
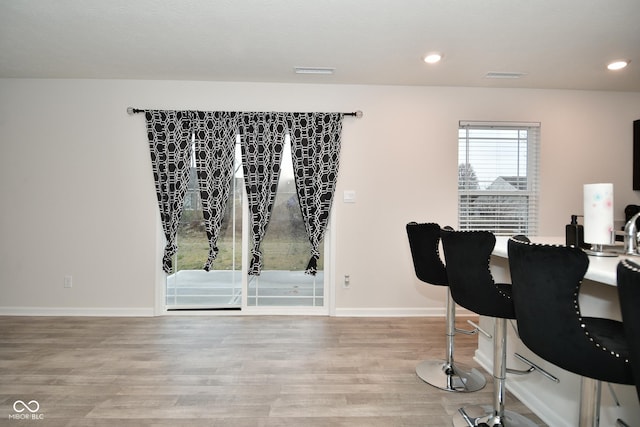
(623, 212, 640, 255)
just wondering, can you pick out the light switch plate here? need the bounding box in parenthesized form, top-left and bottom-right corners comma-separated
(343, 190, 356, 203)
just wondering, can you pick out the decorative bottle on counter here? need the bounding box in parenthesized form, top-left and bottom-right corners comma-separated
(566, 215, 584, 248)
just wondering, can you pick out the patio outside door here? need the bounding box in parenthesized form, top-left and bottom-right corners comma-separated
(166, 136, 326, 312)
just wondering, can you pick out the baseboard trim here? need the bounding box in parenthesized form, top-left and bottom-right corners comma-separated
(0, 306, 473, 318)
(0, 307, 155, 317)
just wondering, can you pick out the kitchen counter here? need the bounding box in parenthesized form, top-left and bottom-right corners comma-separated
(493, 236, 636, 286)
(475, 236, 640, 426)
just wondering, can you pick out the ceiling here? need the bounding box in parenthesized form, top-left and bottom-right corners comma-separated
(1, 0, 639, 91)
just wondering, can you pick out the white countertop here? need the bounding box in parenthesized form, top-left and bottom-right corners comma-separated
(492, 236, 635, 286)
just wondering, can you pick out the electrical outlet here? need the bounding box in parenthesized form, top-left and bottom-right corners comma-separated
(64, 275, 73, 288)
(343, 275, 350, 288)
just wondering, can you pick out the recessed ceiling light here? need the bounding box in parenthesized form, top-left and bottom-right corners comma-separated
(423, 53, 443, 64)
(294, 67, 335, 75)
(607, 60, 629, 71)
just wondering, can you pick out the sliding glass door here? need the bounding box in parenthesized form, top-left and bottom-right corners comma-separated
(166, 144, 243, 310)
(246, 139, 324, 307)
(166, 136, 326, 311)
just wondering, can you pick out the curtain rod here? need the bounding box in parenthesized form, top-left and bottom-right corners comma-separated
(126, 107, 363, 118)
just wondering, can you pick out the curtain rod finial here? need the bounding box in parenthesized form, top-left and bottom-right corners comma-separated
(355, 110, 363, 118)
(127, 107, 135, 115)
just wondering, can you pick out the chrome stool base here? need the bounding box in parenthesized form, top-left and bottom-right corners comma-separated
(453, 405, 539, 427)
(416, 360, 486, 392)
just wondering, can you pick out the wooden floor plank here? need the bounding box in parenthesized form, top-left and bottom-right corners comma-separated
(0, 316, 547, 426)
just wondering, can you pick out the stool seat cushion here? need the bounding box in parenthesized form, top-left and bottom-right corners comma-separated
(579, 316, 631, 383)
(583, 317, 631, 362)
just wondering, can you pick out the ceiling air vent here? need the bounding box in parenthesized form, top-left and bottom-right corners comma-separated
(294, 67, 335, 75)
(485, 71, 527, 79)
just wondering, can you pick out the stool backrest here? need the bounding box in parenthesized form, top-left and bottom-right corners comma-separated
(616, 259, 640, 402)
(440, 229, 515, 318)
(406, 222, 448, 286)
(507, 239, 591, 373)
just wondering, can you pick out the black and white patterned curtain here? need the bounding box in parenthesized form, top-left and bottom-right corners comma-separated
(193, 111, 238, 271)
(239, 112, 287, 275)
(142, 109, 345, 276)
(145, 110, 195, 273)
(288, 113, 344, 275)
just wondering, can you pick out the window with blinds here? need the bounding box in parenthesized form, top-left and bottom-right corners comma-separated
(458, 121, 540, 236)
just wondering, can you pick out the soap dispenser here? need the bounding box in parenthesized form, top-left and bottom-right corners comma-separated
(565, 215, 584, 248)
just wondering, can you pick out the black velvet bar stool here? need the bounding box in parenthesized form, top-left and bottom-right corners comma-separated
(441, 229, 537, 427)
(508, 238, 634, 427)
(616, 259, 640, 402)
(406, 222, 486, 392)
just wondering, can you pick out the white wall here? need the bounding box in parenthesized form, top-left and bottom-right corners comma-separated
(1, 79, 639, 315)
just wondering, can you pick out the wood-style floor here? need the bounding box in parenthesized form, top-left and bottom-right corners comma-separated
(0, 316, 546, 426)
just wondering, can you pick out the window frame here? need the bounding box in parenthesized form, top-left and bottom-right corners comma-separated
(457, 121, 540, 236)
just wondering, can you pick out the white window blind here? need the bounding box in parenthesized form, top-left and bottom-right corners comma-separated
(458, 121, 540, 236)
